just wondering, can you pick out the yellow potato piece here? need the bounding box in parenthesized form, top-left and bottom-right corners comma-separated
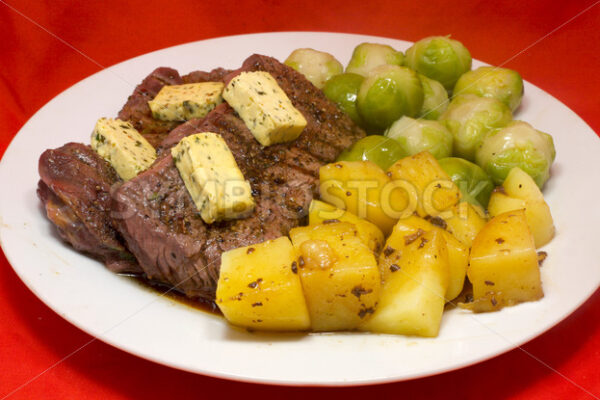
(380, 215, 466, 301)
(289, 222, 381, 332)
(360, 230, 449, 337)
(387, 151, 461, 218)
(503, 167, 544, 201)
(464, 209, 543, 312)
(319, 161, 411, 235)
(216, 237, 310, 331)
(488, 167, 555, 248)
(308, 199, 385, 253)
(442, 202, 488, 247)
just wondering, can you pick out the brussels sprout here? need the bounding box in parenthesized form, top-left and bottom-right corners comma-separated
(475, 121, 556, 188)
(453, 66, 524, 111)
(418, 74, 449, 120)
(357, 65, 424, 132)
(336, 135, 408, 170)
(405, 36, 472, 91)
(285, 48, 343, 89)
(346, 42, 405, 77)
(323, 73, 365, 127)
(385, 116, 453, 159)
(439, 94, 512, 161)
(438, 157, 494, 208)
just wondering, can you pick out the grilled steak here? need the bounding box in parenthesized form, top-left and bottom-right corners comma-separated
(111, 54, 365, 300)
(37, 143, 140, 274)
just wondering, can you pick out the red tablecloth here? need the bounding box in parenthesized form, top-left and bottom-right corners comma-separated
(1, 1, 599, 398)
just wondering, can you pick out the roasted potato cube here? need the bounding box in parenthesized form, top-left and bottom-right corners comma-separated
(464, 209, 543, 312)
(216, 237, 310, 331)
(441, 202, 488, 247)
(308, 199, 385, 253)
(387, 151, 461, 218)
(361, 230, 449, 337)
(289, 222, 381, 331)
(380, 215, 466, 301)
(488, 167, 555, 248)
(319, 161, 410, 235)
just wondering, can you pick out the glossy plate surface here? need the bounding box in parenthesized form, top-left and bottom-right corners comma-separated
(0, 32, 599, 386)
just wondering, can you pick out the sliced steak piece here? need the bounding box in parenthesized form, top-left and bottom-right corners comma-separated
(117, 67, 184, 148)
(38, 143, 140, 274)
(112, 54, 365, 301)
(111, 154, 213, 295)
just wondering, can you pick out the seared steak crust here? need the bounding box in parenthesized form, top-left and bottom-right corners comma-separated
(37, 143, 140, 274)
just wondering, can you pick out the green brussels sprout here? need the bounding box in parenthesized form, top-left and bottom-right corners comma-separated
(357, 65, 424, 132)
(336, 135, 408, 170)
(453, 66, 524, 111)
(418, 74, 449, 120)
(405, 36, 472, 91)
(322, 73, 365, 127)
(439, 94, 513, 161)
(438, 157, 494, 208)
(475, 121, 556, 188)
(285, 48, 343, 89)
(384, 116, 453, 159)
(345, 42, 405, 77)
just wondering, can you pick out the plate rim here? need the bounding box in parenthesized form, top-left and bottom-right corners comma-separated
(1, 31, 599, 386)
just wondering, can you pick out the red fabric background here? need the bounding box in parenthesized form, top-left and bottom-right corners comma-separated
(1, 1, 599, 398)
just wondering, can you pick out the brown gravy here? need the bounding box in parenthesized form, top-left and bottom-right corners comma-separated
(123, 273, 222, 315)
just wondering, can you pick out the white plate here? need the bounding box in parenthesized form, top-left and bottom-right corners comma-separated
(1, 32, 599, 386)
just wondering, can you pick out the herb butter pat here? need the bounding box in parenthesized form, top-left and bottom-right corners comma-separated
(91, 118, 157, 181)
(148, 82, 224, 121)
(171, 132, 255, 224)
(223, 71, 307, 146)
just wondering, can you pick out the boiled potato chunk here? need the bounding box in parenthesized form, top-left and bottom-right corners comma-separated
(289, 222, 381, 331)
(441, 233, 469, 302)
(441, 201, 488, 247)
(319, 161, 410, 235)
(216, 237, 310, 331)
(488, 167, 555, 248)
(488, 191, 525, 218)
(308, 199, 384, 253)
(520, 199, 553, 247)
(361, 230, 449, 337)
(503, 166, 544, 201)
(387, 151, 461, 218)
(465, 209, 543, 312)
(380, 215, 466, 301)
(488, 193, 554, 249)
